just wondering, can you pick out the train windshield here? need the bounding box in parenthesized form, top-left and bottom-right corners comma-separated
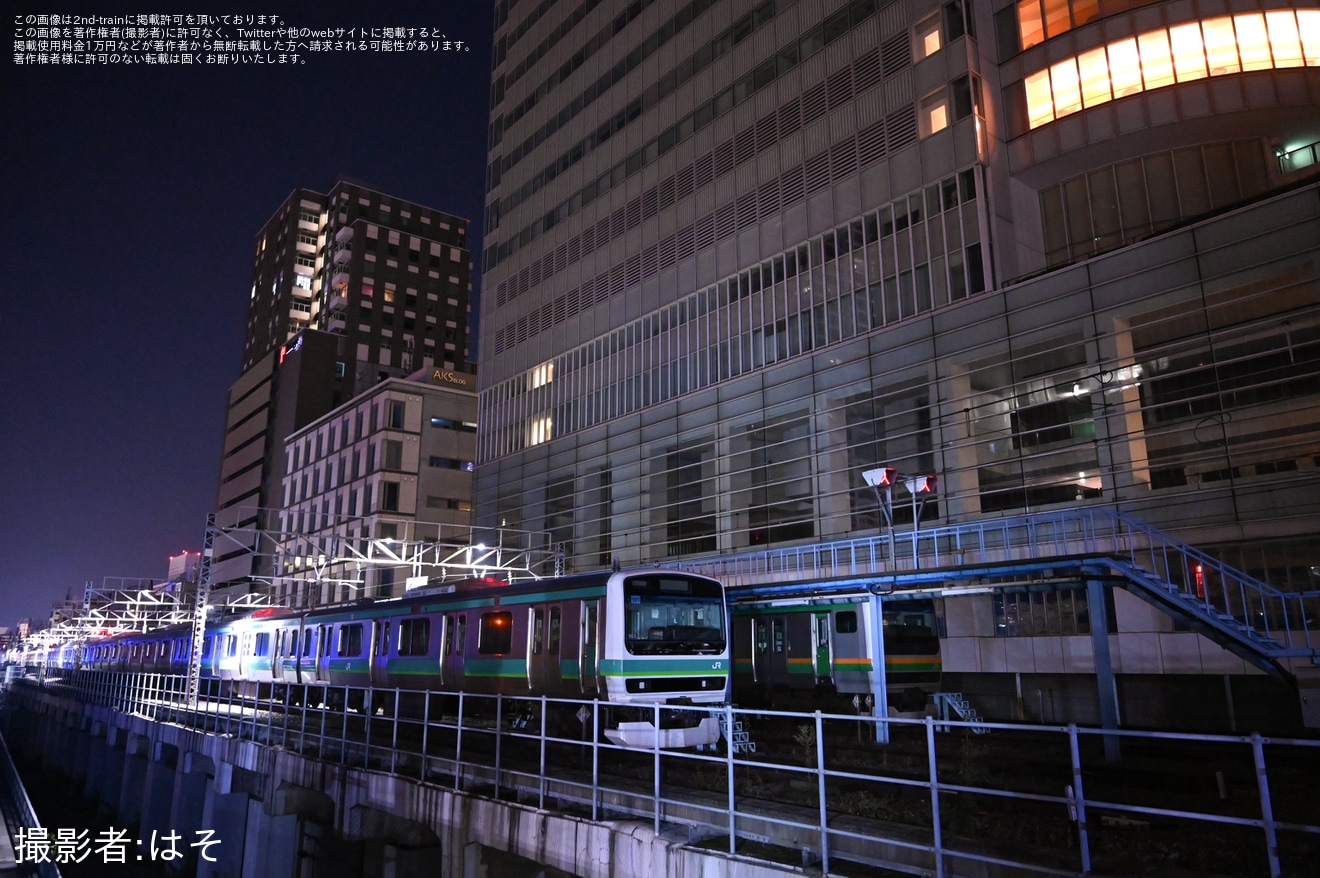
(623, 574, 726, 655)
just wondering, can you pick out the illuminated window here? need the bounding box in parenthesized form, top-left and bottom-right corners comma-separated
(1266, 11, 1303, 67)
(529, 361, 554, 388)
(1077, 47, 1111, 108)
(1049, 58, 1082, 117)
(1169, 22, 1208, 82)
(1137, 31, 1175, 90)
(919, 91, 950, 137)
(1235, 14, 1271, 72)
(1022, 11, 1320, 130)
(1043, 0, 1070, 40)
(1024, 69, 1055, 128)
(1018, 0, 1045, 50)
(915, 14, 942, 60)
(528, 415, 553, 446)
(1202, 17, 1240, 76)
(1108, 38, 1142, 98)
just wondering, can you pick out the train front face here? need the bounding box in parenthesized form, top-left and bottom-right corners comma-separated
(601, 570, 729, 748)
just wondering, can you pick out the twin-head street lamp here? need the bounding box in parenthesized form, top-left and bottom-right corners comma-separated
(862, 467, 937, 569)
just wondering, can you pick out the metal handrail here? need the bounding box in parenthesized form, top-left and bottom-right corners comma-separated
(11, 672, 1320, 878)
(663, 508, 1317, 656)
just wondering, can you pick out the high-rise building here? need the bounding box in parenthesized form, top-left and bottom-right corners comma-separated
(214, 180, 474, 588)
(475, 5, 1318, 592)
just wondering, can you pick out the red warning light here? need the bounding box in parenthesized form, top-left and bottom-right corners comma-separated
(1194, 564, 1205, 599)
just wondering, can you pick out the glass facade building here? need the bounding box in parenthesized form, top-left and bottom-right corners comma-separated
(474, 0, 1320, 596)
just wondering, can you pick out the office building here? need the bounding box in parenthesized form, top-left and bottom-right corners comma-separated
(214, 181, 474, 587)
(473, 1, 1320, 722)
(274, 368, 479, 607)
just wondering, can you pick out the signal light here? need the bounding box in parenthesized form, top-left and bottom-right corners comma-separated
(914, 475, 937, 494)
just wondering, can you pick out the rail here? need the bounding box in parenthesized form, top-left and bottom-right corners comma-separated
(0, 723, 60, 878)
(663, 508, 1319, 659)
(10, 671, 1320, 878)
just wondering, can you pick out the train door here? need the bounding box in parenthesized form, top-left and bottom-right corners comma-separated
(548, 606, 563, 690)
(813, 612, 833, 684)
(526, 607, 545, 690)
(769, 617, 788, 685)
(580, 600, 599, 694)
(442, 613, 466, 689)
(438, 615, 450, 686)
(751, 618, 771, 683)
(316, 624, 330, 683)
(298, 626, 314, 684)
(371, 620, 390, 687)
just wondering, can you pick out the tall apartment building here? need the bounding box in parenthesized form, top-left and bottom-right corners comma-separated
(214, 180, 474, 587)
(473, 1, 1320, 716)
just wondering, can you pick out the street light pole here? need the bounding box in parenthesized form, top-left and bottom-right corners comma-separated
(862, 468, 897, 566)
(899, 475, 937, 570)
(865, 468, 937, 571)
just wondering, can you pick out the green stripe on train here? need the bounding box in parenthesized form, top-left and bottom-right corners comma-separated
(597, 658, 727, 676)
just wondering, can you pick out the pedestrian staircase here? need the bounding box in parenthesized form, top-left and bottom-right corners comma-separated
(667, 508, 1319, 681)
(933, 692, 989, 734)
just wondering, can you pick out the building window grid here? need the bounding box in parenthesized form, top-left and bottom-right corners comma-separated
(482, 171, 984, 459)
(486, 0, 897, 272)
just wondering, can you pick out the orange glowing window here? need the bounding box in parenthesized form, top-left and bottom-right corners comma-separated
(1107, 38, 1142, 98)
(1025, 69, 1055, 128)
(1043, 0, 1071, 40)
(1169, 22, 1209, 82)
(1299, 10, 1320, 65)
(1077, 47, 1111, 108)
(1138, 30, 1176, 89)
(1266, 11, 1304, 67)
(1050, 58, 1082, 117)
(1202, 17, 1241, 76)
(1234, 14, 1272, 71)
(1018, 0, 1045, 50)
(1021, 9, 1320, 131)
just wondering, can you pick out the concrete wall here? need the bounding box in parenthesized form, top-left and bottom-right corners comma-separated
(2, 687, 798, 878)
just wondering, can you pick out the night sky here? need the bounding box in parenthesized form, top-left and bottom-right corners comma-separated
(1, 3, 495, 628)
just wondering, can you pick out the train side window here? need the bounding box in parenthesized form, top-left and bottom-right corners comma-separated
(478, 611, 513, 655)
(836, 611, 858, 634)
(338, 624, 364, 657)
(255, 632, 270, 656)
(320, 626, 330, 657)
(302, 630, 314, 657)
(442, 615, 454, 655)
(548, 607, 561, 654)
(772, 619, 785, 653)
(456, 615, 467, 654)
(755, 619, 768, 651)
(531, 608, 545, 655)
(226, 635, 239, 658)
(202, 637, 213, 659)
(399, 618, 431, 656)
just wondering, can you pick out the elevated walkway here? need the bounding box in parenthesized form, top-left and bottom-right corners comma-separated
(665, 509, 1319, 681)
